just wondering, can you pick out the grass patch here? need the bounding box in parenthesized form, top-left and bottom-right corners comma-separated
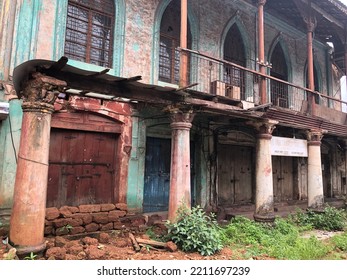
(221, 213, 344, 260)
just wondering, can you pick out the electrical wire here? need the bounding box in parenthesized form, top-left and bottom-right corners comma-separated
(8, 112, 18, 164)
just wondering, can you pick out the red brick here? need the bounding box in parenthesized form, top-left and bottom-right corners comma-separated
(92, 213, 109, 224)
(46, 207, 60, 220)
(100, 223, 114, 231)
(100, 204, 116, 212)
(115, 203, 128, 211)
(108, 210, 126, 221)
(85, 223, 100, 232)
(70, 226, 86, 235)
(53, 218, 72, 228)
(71, 213, 93, 225)
(44, 226, 54, 235)
(69, 218, 83, 227)
(79, 204, 101, 213)
(59, 206, 73, 217)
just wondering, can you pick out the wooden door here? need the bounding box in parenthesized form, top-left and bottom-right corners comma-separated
(143, 137, 171, 212)
(218, 145, 253, 206)
(322, 153, 332, 198)
(47, 129, 117, 207)
(272, 156, 293, 202)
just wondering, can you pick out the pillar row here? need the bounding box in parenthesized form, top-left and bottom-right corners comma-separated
(253, 119, 277, 222)
(306, 129, 325, 209)
(9, 72, 66, 255)
(168, 109, 194, 222)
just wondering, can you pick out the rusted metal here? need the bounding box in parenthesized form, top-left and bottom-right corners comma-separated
(180, 0, 188, 88)
(257, 0, 267, 104)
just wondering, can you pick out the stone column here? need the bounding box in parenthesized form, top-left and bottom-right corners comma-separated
(9, 72, 66, 255)
(306, 129, 325, 209)
(168, 109, 194, 222)
(253, 119, 277, 222)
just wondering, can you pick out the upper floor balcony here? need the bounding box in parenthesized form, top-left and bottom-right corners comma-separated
(159, 46, 347, 126)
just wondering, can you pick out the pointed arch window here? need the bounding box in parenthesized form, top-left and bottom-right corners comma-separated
(64, 0, 114, 67)
(270, 43, 289, 108)
(223, 24, 246, 99)
(159, 0, 191, 84)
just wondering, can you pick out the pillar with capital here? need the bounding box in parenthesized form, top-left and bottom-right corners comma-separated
(168, 108, 194, 222)
(252, 119, 277, 222)
(9, 72, 66, 255)
(306, 129, 325, 209)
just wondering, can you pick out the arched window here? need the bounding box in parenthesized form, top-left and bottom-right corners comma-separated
(270, 43, 289, 107)
(64, 0, 114, 67)
(223, 24, 246, 99)
(159, 0, 192, 84)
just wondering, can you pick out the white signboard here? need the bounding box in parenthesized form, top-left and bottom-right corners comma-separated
(271, 136, 308, 157)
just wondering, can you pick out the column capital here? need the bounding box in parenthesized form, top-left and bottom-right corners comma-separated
(304, 16, 317, 33)
(20, 72, 66, 113)
(306, 129, 326, 145)
(166, 106, 195, 126)
(258, 0, 266, 6)
(2, 81, 18, 101)
(249, 119, 278, 139)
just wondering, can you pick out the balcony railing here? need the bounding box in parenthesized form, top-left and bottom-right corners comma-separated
(175, 48, 346, 114)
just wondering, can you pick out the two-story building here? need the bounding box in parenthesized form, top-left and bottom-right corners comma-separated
(1, 0, 347, 255)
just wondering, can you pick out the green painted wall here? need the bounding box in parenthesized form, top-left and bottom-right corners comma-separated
(0, 99, 22, 209)
(127, 115, 146, 212)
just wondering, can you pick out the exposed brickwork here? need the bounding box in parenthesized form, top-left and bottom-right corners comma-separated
(44, 204, 153, 237)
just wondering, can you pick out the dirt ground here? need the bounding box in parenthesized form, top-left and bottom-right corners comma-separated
(0, 225, 343, 260)
(0, 224, 238, 260)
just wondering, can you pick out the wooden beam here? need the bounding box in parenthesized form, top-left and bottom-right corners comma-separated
(302, 0, 345, 29)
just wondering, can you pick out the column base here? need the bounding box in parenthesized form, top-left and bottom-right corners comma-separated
(8, 240, 46, 258)
(253, 213, 275, 223)
(306, 206, 325, 214)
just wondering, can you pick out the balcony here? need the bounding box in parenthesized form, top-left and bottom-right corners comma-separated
(159, 47, 347, 125)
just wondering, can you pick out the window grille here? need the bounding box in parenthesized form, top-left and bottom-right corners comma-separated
(64, 0, 114, 68)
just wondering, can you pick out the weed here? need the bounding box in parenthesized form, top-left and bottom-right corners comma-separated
(24, 252, 37, 260)
(330, 232, 347, 251)
(166, 205, 223, 256)
(59, 224, 73, 233)
(289, 206, 347, 231)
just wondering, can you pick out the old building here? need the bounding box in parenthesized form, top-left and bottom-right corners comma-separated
(0, 0, 347, 255)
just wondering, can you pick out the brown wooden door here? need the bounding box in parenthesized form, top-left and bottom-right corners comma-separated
(272, 156, 293, 202)
(47, 128, 118, 207)
(218, 145, 253, 206)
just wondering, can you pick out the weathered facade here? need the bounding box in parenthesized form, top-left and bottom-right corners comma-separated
(1, 0, 347, 254)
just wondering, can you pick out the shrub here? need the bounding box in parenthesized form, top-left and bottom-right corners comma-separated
(289, 206, 347, 231)
(221, 216, 268, 246)
(166, 205, 223, 256)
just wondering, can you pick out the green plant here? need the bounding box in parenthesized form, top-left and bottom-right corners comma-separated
(59, 224, 73, 233)
(331, 232, 347, 252)
(24, 252, 37, 260)
(166, 205, 223, 256)
(221, 216, 335, 260)
(289, 206, 347, 231)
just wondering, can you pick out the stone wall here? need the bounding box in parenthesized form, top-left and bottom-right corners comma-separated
(45, 204, 150, 237)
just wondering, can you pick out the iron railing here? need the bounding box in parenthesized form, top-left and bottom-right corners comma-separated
(176, 48, 345, 113)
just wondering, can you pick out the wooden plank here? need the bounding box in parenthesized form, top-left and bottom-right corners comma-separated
(129, 233, 141, 252)
(135, 238, 168, 249)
